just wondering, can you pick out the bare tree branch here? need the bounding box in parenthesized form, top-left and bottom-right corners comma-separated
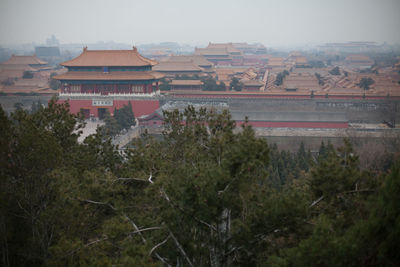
(342, 189, 376, 194)
(123, 214, 146, 244)
(130, 227, 162, 235)
(80, 199, 116, 211)
(161, 187, 216, 231)
(84, 237, 108, 247)
(148, 173, 154, 184)
(169, 230, 194, 267)
(218, 177, 238, 196)
(149, 234, 171, 256)
(123, 214, 171, 266)
(113, 177, 148, 183)
(160, 187, 170, 202)
(309, 195, 324, 208)
(63, 236, 108, 258)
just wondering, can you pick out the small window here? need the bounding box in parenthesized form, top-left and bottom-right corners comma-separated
(103, 67, 109, 73)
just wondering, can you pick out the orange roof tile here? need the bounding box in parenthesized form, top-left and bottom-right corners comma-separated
(0, 64, 36, 71)
(153, 61, 202, 72)
(2, 55, 47, 65)
(345, 54, 373, 62)
(60, 47, 157, 67)
(195, 48, 230, 56)
(207, 43, 241, 54)
(54, 71, 164, 81)
(241, 79, 264, 86)
(170, 80, 203, 86)
(167, 55, 214, 67)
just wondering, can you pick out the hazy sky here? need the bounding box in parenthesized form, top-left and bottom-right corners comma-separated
(0, 0, 399, 46)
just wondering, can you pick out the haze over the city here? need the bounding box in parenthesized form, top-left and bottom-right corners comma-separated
(0, 0, 399, 46)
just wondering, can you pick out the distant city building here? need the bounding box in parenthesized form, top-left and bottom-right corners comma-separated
(318, 42, 379, 53)
(0, 47, 11, 62)
(46, 34, 60, 46)
(35, 46, 61, 57)
(54, 47, 163, 118)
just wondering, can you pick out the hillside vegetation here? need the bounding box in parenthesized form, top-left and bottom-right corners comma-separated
(1, 99, 399, 266)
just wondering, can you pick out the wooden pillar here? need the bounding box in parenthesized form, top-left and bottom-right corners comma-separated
(156, 81, 159, 92)
(80, 84, 83, 93)
(142, 84, 146, 94)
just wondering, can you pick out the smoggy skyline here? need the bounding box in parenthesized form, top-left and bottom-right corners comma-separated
(0, 0, 399, 47)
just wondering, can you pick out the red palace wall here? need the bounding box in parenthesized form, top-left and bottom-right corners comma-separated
(58, 99, 160, 118)
(236, 121, 348, 129)
(169, 93, 400, 100)
(139, 120, 348, 129)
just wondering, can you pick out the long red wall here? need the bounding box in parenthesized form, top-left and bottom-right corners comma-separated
(237, 121, 348, 129)
(169, 93, 400, 100)
(58, 99, 159, 117)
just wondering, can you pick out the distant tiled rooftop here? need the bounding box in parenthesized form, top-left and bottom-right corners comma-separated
(153, 61, 202, 72)
(61, 47, 157, 67)
(54, 71, 164, 81)
(2, 55, 47, 65)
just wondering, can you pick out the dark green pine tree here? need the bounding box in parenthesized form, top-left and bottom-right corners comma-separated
(102, 109, 120, 136)
(297, 141, 309, 171)
(114, 102, 135, 130)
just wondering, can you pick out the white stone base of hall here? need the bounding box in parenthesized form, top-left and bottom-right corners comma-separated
(59, 91, 160, 98)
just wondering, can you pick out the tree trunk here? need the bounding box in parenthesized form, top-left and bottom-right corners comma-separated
(210, 208, 231, 267)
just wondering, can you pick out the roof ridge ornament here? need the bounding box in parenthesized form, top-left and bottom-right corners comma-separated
(83, 46, 88, 52)
(132, 46, 137, 52)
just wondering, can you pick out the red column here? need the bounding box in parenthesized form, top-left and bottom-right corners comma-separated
(80, 84, 83, 93)
(156, 82, 159, 92)
(142, 84, 146, 94)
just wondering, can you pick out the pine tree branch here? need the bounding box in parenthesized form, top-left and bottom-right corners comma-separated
(62, 236, 108, 258)
(160, 187, 217, 231)
(81, 199, 169, 264)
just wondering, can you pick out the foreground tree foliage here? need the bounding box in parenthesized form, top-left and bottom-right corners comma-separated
(102, 103, 136, 136)
(0, 100, 399, 266)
